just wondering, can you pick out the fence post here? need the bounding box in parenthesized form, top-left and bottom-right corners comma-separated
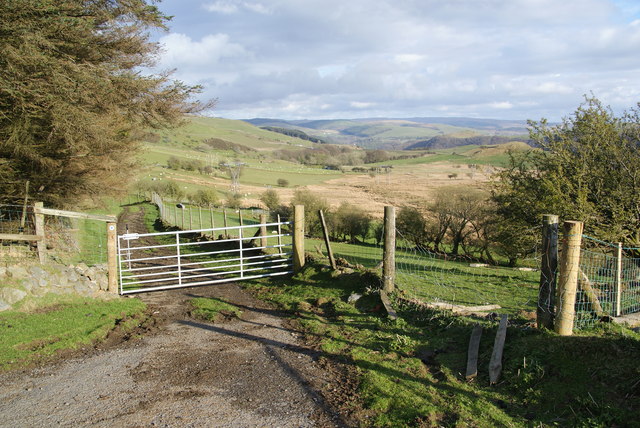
(293, 205, 305, 272)
(210, 208, 216, 239)
(319, 209, 337, 270)
(537, 214, 558, 330)
(259, 213, 268, 249)
(106, 222, 118, 294)
(616, 242, 623, 317)
(383, 206, 396, 293)
(555, 220, 583, 336)
(34, 201, 46, 264)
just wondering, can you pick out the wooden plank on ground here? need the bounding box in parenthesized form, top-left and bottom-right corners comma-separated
(34, 207, 116, 222)
(489, 314, 508, 385)
(380, 290, 398, 320)
(0, 233, 43, 242)
(465, 324, 483, 380)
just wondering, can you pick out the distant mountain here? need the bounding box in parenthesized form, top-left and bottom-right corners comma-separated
(243, 117, 529, 150)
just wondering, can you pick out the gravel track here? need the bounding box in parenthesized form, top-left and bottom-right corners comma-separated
(0, 284, 351, 427)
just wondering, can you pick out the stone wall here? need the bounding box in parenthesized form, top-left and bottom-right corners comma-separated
(0, 262, 115, 311)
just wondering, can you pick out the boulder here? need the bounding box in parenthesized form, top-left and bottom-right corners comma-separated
(0, 300, 11, 312)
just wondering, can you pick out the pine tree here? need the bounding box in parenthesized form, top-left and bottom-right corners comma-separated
(0, 0, 211, 206)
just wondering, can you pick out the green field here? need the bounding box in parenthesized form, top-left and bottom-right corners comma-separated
(305, 237, 538, 314)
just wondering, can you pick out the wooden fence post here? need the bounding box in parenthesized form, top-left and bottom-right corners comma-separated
(293, 205, 305, 272)
(383, 206, 396, 293)
(537, 214, 558, 329)
(34, 201, 46, 264)
(259, 213, 268, 249)
(210, 208, 216, 240)
(106, 222, 118, 294)
(174, 204, 178, 227)
(555, 221, 583, 336)
(318, 209, 337, 270)
(616, 242, 623, 317)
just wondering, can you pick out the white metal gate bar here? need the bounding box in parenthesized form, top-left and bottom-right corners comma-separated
(117, 221, 293, 294)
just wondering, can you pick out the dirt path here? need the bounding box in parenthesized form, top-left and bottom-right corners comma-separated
(0, 206, 356, 427)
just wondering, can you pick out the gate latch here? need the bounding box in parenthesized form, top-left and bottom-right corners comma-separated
(122, 233, 140, 240)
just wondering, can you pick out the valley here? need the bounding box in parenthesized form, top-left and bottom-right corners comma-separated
(137, 115, 532, 215)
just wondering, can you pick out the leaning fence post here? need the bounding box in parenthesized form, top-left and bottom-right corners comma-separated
(555, 220, 583, 336)
(537, 214, 558, 330)
(319, 209, 337, 270)
(383, 206, 396, 293)
(616, 242, 623, 316)
(293, 205, 305, 272)
(106, 222, 118, 294)
(34, 201, 46, 264)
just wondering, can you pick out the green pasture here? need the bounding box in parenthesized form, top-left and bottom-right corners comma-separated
(151, 116, 314, 150)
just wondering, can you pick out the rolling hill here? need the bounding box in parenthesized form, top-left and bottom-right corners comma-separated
(244, 117, 529, 150)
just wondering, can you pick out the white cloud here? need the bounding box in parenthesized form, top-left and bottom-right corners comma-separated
(158, 33, 248, 66)
(153, 0, 640, 120)
(204, 1, 270, 15)
(204, 1, 238, 14)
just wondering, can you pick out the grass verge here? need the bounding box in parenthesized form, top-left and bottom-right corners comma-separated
(0, 294, 146, 371)
(191, 297, 242, 322)
(243, 262, 640, 427)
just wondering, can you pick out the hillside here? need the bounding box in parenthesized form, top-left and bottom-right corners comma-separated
(244, 117, 529, 150)
(405, 135, 531, 150)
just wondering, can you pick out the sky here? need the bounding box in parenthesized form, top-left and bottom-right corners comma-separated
(151, 0, 640, 121)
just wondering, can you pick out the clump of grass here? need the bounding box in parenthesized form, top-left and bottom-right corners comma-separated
(190, 297, 242, 322)
(0, 294, 146, 371)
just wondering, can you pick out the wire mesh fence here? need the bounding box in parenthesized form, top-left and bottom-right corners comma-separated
(394, 229, 541, 315)
(305, 218, 542, 316)
(575, 235, 640, 328)
(0, 203, 111, 267)
(0, 204, 37, 262)
(44, 216, 108, 266)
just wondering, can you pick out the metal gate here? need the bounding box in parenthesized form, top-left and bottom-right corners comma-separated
(117, 221, 293, 294)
